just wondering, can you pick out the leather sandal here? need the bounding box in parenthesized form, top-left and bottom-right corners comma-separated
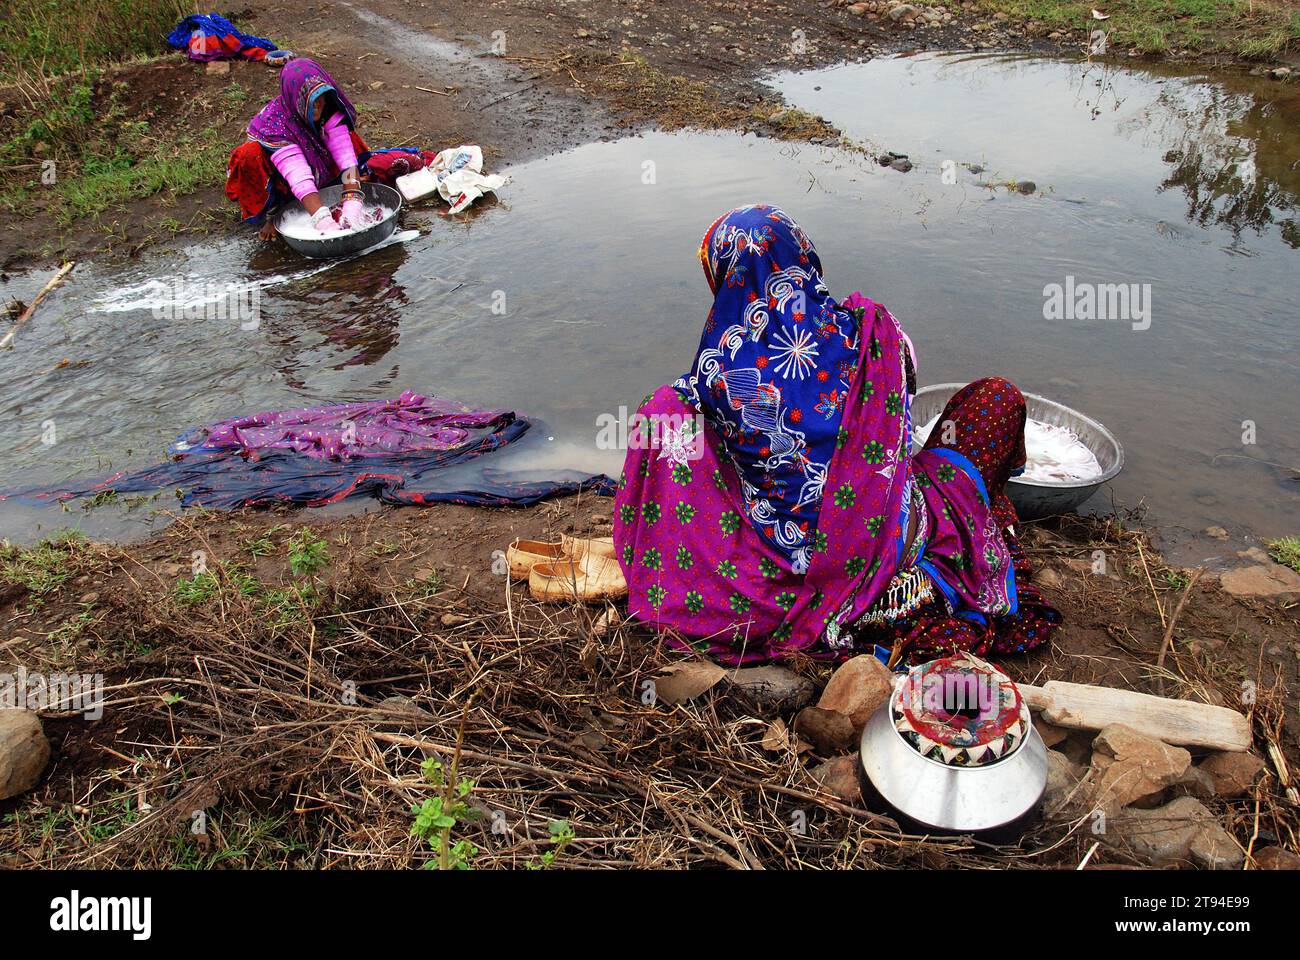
(505, 538, 567, 580)
(529, 552, 627, 603)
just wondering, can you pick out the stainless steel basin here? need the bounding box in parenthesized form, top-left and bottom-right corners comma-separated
(273, 181, 402, 259)
(910, 382, 1124, 519)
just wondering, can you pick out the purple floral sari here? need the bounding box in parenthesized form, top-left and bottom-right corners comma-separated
(247, 58, 358, 185)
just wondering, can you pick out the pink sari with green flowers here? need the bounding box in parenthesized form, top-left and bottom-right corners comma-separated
(612, 205, 1018, 664)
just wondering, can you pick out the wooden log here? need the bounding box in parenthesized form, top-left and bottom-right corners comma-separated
(1021, 679, 1251, 752)
(0, 261, 74, 350)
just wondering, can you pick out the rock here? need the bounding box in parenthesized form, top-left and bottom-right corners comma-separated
(816, 655, 894, 733)
(888, 3, 918, 22)
(1034, 718, 1069, 747)
(1084, 724, 1191, 814)
(375, 695, 429, 719)
(1171, 764, 1216, 800)
(440, 613, 469, 627)
(793, 706, 858, 755)
(1186, 818, 1245, 870)
(727, 665, 816, 716)
(846, 2, 871, 14)
(1254, 845, 1300, 869)
(369, 81, 385, 91)
(1014, 180, 1037, 194)
(1044, 749, 1085, 813)
(1268, 66, 1292, 80)
(1204, 526, 1229, 540)
(810, 755, 863, 804)
(1199, 752, 1265, 797)
(0, 710, 51, 800)
(1219, 561, 1300, 599)
(205, 60, 230, 76)
(1112, 796, 1243, 869)
(1062, 556, 1114, 578)
(1035, 566, 1063, 589)
(1057, 728, 1094, 767)
(890, 157, 913, 172)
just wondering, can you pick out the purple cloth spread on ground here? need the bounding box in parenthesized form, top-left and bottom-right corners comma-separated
(9, 393, 614, 511)
(176, 391, 499, 460)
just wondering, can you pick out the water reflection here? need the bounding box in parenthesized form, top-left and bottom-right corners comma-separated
(251, 244, 413, 381)
(1, 53, 1297, 557)
(777, 52, 1300, 252)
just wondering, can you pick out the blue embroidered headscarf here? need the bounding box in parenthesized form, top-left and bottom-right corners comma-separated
(675, 204, 862, 574)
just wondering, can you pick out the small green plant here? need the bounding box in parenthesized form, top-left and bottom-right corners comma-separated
(258, 583, 315, 629)
(48, 610, 95, 645)
(172, 572, 217, 606)
(167, 811, 311, 869)
(1267, 536, 1300, 574)
(526, 819, 576, 870)
(243, 535, 276, 558)
(401, 571, 444, 601)
(410, 756, 480, 870)
(287, 529, 330, 577)
(1159, 569, 1189, 591)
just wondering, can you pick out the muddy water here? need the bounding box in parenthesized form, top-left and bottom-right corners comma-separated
(1, 52, 1296, 560)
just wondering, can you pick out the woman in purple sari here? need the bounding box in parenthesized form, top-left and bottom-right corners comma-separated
(228, 58, 366, 239)
(612, 204, 1060, 667)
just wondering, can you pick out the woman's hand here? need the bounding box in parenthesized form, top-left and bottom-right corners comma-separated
(258, 220, 278, 241)
(339, 168, 364, 227)
(340, 195, 365, 228)
(311, 204, 342, 234)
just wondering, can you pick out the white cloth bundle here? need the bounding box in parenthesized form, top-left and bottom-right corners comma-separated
(395, 145, 508, 213)
(912, 414, 1103, 483)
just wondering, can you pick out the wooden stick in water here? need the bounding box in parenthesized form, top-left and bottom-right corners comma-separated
(0, 260, 74, 350)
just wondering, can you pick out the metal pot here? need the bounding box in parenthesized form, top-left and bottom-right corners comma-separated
(858, 656, 1048, 837)
(910, 383, 1124, 520)
(274, 182, 402, 259)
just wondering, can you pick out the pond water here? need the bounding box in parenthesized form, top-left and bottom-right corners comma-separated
(1, 52, 1296, 562)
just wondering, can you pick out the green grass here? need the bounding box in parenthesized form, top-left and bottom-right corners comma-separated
(971, 0, 1300, 56)
(0, 531, 88, 597)
(168, 812, 312, 869)
(0, 0, 189, 83)
(0, 2, 246, 235)
(1267, 536, 1300, 573)
(49, 125, 229, 223)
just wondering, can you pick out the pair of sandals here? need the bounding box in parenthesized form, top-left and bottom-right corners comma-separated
(506, 535, 627, 602)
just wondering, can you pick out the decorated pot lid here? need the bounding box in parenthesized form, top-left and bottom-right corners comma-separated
(893, 655, 1028, 766)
